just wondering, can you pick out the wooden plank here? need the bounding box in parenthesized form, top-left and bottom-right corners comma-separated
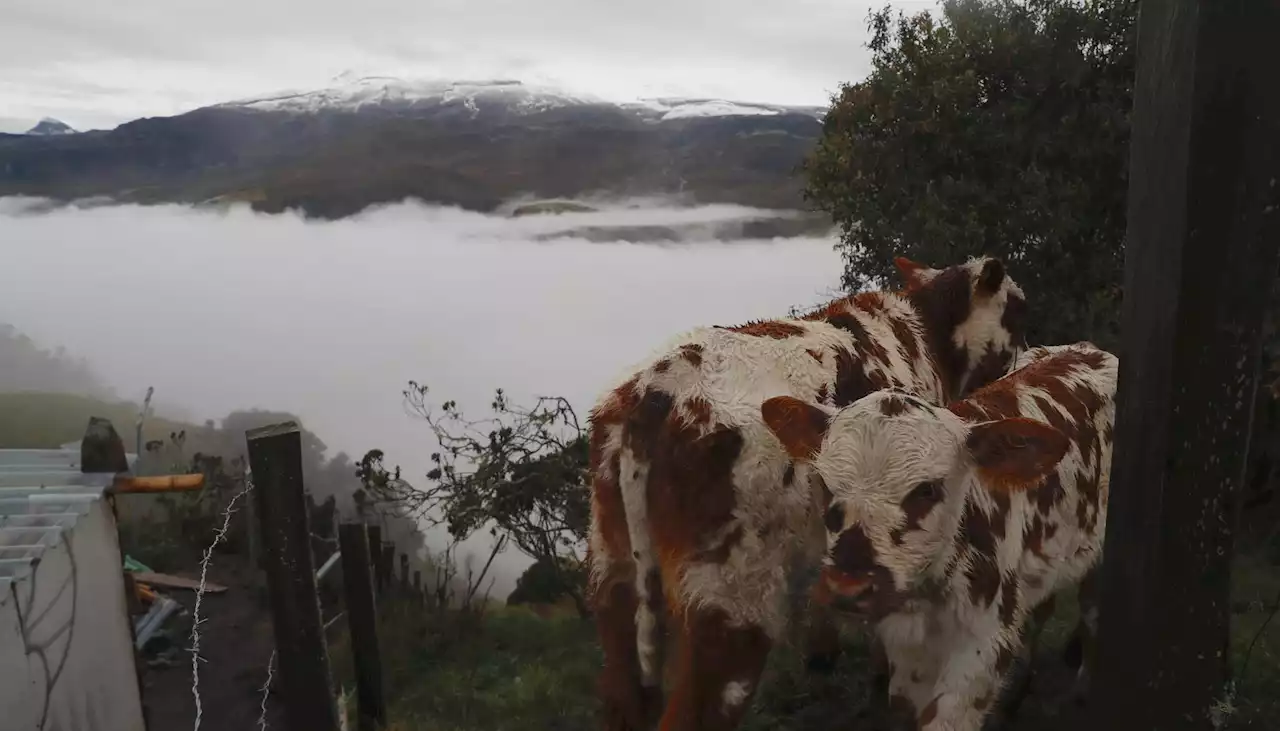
(338, 523, 387, 731)
(246, 421, 341, 731)
(1087, 1, 1280, 729)
(130, 571, 227, 594)
(110, 474, 205, 494)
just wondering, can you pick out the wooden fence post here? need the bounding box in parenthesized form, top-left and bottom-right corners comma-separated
(381, 543, 395, 597)
(366, 525, 384, 596)
(337, 523, 387, 731)
(399, 553, 409, 594)
(1088, 2, 1280, 729)
(246, 422, 341, 731)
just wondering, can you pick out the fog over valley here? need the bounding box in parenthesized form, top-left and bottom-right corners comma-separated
(0, 197, 844, 591)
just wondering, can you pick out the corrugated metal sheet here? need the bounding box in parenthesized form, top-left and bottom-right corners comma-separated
(0, 446, 136, 599)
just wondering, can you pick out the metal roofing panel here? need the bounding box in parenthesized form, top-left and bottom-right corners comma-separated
(0, 445, 137, 593)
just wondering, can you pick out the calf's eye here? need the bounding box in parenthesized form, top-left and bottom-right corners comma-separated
(824, 503, 845, 533)
(907, 479, 945, 504)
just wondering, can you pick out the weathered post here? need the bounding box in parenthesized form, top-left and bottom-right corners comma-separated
(366, 525, 384, 596)
(246, 422, 341, 731)
(381, 543, 395, 597)
(1088, 2, 1280, 729)
(399, 553, 410, 595)
(337, 523, 387, 731)
(413, 570, 422, 606)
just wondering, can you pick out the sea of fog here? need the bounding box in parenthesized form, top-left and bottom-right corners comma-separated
(0, 197, 845, 591)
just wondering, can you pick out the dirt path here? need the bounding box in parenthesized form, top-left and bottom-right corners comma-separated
(136, 564, 287, 731)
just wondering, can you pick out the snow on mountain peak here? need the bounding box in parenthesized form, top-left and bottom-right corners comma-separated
(217, 76, 827, 122)
(25, 117, 77, 136)
(222, 76, 607, 115)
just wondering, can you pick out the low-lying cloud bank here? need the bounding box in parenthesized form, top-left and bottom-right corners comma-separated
(1, 196, 846, 591)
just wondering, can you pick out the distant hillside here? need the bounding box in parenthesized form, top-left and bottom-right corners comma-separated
(0, 322, 115, 400)
(0, 78, 827, 227)
(0, 391, 190, 450)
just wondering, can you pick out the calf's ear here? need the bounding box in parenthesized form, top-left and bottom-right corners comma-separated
(893, 256, 938, 291)
(965, 417, 1068, 492)
(762, 396, 832, 462)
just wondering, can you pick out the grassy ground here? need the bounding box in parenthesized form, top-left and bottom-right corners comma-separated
(0, 391, 194, 449)
(326, 554, 1280, 731)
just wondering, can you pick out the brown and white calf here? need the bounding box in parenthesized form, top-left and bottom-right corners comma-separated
(761, 342, 1117, 731)
(587, 256, 1029, 731)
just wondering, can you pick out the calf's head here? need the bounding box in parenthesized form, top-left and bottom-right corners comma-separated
(895, 255, 1028, 399)
(761, 391, 1067, 618)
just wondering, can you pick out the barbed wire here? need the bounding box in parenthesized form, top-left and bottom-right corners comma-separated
(258, 650, 276, 731)
(189, 473, 256, 731)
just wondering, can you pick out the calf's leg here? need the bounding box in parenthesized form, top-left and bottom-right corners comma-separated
(659, 604, 773, 731)
(593, 559, 662, 731)
(1064, 566, 1101, 706)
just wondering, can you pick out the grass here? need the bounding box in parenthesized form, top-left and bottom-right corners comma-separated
(324, 554, 1280, 731)
(0, 390, 195, 449)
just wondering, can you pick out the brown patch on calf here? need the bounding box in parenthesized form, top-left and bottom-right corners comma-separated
(658, 606, 771, 731)
(725, 320, 807, 339)
(889, 315, 921, 364)
(960, 497, 998, 559)
(833, 347, 889, 407)
(831, 524, 877, 573)
(761, 396, 831, 461)
(906, 265, 974, 399)
(891, 480, 943, 545)
(685, 397, 713, 427)
(966, 347, 1013, 398)
(920, 695, 941, 726)
(1035, 472, 1066, 515)
(967, 555, 1002, 607)
(1024, 515, 1047, 558)
(594, 562, 659, 730)
(948, 399, 989, 422)
(960, 497, 1002, 606)
(973, 376, 1021, 418)
(588, 379, 642, 564)
(855, 291, 888, 317)
(680, 344, 704, 367)
(632, 385, 745, 583)
(999, 571, 1020, 626)
(654, 358, 672, 373)
(879, 394, 912, 416)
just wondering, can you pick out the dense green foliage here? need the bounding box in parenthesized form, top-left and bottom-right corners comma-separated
(805, 0, 1137, 349)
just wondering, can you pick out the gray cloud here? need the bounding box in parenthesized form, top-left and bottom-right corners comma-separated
(0, 197, 845, 591)
(0, 0, 940, 132)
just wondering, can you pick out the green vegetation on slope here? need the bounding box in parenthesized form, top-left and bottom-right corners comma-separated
(0, 391, 191, 449)
(334, 556, 1278, 731)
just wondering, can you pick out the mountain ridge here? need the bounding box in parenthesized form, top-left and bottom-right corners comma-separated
(0, 77, 829, 230)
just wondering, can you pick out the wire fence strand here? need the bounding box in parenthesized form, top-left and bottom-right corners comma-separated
(189, 474, 256, 731)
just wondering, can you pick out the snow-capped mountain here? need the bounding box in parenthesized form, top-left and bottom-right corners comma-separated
(24, 118, 76, 136)
(1, 76, 828, 223)
(219, 75, 826, 122)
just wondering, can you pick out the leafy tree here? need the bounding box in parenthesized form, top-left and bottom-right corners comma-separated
(507, 555, 587, 608)
(358, 382, 591, 615)
(804, 0, 1137, 349)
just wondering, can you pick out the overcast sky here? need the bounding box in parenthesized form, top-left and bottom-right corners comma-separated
(1, 0, 939, 133)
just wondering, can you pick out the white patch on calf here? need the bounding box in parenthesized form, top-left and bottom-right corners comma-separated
(721, 681, 752, 713)
(619, 446, 660, 686)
